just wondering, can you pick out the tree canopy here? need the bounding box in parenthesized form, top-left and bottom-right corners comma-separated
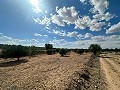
(2, 45, 28, 60)
(89, 44, 102, 55)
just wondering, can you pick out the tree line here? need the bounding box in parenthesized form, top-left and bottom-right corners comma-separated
(0, 44, 119, 61)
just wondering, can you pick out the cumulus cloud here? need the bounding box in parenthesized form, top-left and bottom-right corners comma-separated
(92, 35, 106, 42)
(49, 39, 67, 45)
(67, 31, 78, 37)
(51, 15, 65, 26)
(93, 12, 114, 21)
(89, 0, 109, 14)
(80, 0, 87, 4)
(51, 6, 78, 26)
(33, 16, 51, 26)
(85, 33, 93, 38)
(52, 29, 66, 36)
(106, 22, 120, 34)
(49, 34, 120, 48)
(75, 16, 105, 31)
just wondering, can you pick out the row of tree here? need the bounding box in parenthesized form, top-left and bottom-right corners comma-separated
(0, 44, 119, 61)
(0, 45, 38, 60)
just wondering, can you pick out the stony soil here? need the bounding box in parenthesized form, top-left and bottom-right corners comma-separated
(0, 52, 91, 90)
(0, 52, 119, 90)
(100, 53, 120, 90)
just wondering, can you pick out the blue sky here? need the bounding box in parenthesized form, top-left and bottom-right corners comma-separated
(0, 0, 120, 48)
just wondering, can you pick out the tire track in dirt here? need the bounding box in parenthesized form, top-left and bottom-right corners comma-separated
(100, 54, 120, 90)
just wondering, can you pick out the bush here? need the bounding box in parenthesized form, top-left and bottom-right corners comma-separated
(46, 49, 53, 55)
(76, 49, 84, 55)
(89, 44, 102, 55)
(28, 46, 37, 56)
(59, 49, 66, 56)
(45, 44, 53, 50)
(2, 45, 28, 60)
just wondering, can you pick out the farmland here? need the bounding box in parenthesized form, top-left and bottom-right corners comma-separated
(0, 51, 120, 90)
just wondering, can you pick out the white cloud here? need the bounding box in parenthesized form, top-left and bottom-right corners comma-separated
(93, 12, 114, 21)
(49, 39, 67, 45)
(44, 34, 120, 48)
(45, 26, 50, 30)
(52, 29, 66, 36)
(75, 16, 105, 31)
(51, 6, 78, 26)
(89, 0, 109, 14)
(33, 16, 51, 26)
(80, 0, 87, 4)
(106, 22, 120, 34)
(67, 31, 78, 37)
(92, 35, 106, 42)
(34, 33, 42, 36)
(44, 35, 48, 37)
(51, 15, 65, 26)
(85, 33, 93, 38)
(0, 33, 40, 46)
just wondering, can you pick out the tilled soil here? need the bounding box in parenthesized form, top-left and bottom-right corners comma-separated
(67, 54, 106, 90)
(0, 52, 91, 90)
(100, 53, 120, 90)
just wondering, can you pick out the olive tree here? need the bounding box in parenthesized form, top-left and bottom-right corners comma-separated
(89, 44, 102, 55)
(2, 45, 27, 60)
(59, 48, 66, 56)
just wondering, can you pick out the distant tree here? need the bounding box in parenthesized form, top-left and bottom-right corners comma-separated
(56, 48, 60, 53)
(46, 49, 53, 55)
(29, 46, 37, 56)
(2, 45, 27, 60)
(115, 48, 119, 53)
(89, 44, 102, 55)
(76, 49, 84, 55)
(45, 44, 53, 50)
(59, 48, 66, 56)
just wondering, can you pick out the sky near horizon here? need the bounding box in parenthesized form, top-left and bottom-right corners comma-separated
(0, 0, 120, 49)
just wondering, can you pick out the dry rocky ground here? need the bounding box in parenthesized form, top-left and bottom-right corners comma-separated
(0, 52, 119, 90)
(100, 53, 120, 90)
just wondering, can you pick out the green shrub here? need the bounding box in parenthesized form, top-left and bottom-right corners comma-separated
(76, 49, 84, 54)
(89, 44, 102, 55)
(59, 49, 66, 56)
(46, 49, 53, 55)
(2, 45, 28, 60)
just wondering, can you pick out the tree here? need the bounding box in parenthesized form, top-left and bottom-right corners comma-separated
(46, 49, 53, 55)
(59, 48, 66, 56)
(2, 45, 27, 60)
(89, 44, 102, 55)
(45, 44, 53, 50)
(76, 49, 84, 55)
(29, 46, 37, 56)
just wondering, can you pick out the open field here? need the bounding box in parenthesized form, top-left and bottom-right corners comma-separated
(100, 53, 120, 90)
(0, 52, 91, 90)
(0, 52, 120, 90)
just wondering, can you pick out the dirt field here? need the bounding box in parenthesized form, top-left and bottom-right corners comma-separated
(0, 52, 119, 90)
(100, 53, 120, 90)
(0, 52, 92, 90)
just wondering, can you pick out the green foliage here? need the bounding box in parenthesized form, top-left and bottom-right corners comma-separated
(89, 44, 102, 55)
(2, 45, 27, 60)
(56, 48, 60, 53)
(45, 44, 53, 50)
(46, 49, 53, 55)
(76, 49, 84, 54)
(28, 46, 37, 56)
(59, 48, 66, 56)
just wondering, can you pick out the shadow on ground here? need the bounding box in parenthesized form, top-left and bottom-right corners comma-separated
(0, 59, 28, 67)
